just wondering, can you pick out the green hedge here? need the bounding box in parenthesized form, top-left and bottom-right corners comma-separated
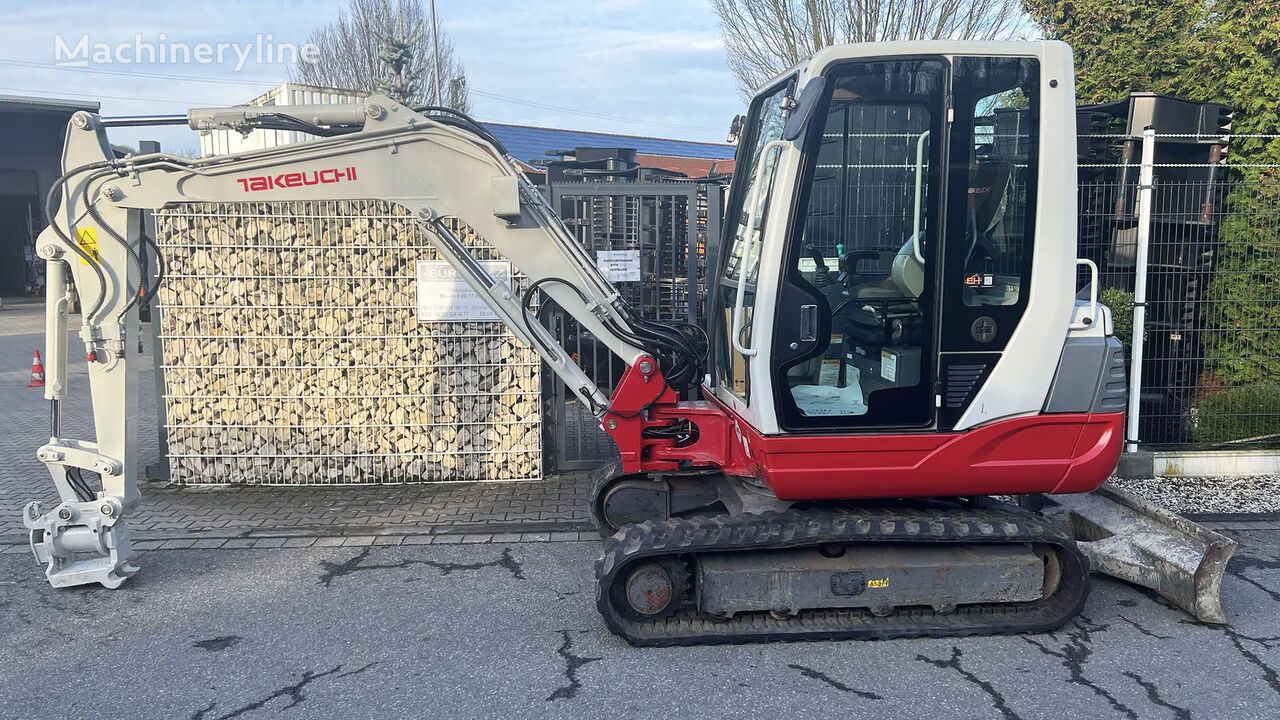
(1100, 287, 1134, 354)
(1191, 385, 1280, 444)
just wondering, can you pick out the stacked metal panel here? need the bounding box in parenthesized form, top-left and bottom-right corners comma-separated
(154, 200, 541, 484)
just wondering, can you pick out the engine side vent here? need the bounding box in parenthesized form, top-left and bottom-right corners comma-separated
(938, 355, 997, 429)
(945, 363, 988, 408)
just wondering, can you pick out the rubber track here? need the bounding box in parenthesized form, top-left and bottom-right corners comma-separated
(595, 506, 1090, 647)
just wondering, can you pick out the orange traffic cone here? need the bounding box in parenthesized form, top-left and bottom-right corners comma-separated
(27, 350, 45, 388)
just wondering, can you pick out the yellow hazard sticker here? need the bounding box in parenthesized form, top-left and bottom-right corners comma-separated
(75, 227, 101, 266)
(867, 577, 890, 589)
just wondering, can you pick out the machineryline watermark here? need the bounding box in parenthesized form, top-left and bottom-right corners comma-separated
(54, 33, 320, 71)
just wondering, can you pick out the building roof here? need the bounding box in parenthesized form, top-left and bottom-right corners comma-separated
(635, 153, 735, 178)
(480, 122, 735, 166)
(0, 94, 100, 115)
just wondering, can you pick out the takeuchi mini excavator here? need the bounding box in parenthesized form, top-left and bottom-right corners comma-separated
(24, 40, 1236, 645)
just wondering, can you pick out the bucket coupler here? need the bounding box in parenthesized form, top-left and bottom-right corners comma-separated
(1028, 484, 1237, 624)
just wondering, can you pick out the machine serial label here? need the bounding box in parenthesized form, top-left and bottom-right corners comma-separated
(867, 577, 890, 589)
(235, 166, 358, 192)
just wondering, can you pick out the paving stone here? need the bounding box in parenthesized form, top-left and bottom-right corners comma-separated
(460, 534, 493, 544)
(341, 536, 376, 547)
(311, 537, 347, 547)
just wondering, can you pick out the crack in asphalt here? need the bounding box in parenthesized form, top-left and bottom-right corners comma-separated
(318, 546, 524, 587)
(1218, 625, 1280, 696)
(189, 662, 380, 720)
(1123, 670, 1192, 720)
(787, 663, 883, 700)
(1024, 617, 1138, 720)
(547, 630, 602, 702)
(916, 647, 1019, 720)
(1117, 614, 1174, 640)
(192, 635, 241, 652)
(1229, 555, 1280, 603)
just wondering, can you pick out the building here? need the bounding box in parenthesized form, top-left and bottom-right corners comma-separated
(0, 95, 100, 298)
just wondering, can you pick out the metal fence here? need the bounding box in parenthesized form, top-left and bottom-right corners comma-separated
(1082, 131, 1280, 450)
(155, 200, 542, 484)
(542, 181, 721, 469)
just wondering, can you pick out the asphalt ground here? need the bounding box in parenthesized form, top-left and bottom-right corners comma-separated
(4, 530, 1280, 720)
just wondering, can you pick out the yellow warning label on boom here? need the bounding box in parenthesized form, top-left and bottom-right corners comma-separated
(75, 227, 101, 266)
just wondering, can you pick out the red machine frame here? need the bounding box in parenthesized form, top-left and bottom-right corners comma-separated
(601, 361, 1124, 501)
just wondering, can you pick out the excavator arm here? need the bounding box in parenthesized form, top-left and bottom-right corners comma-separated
(24, 95, 704, 588)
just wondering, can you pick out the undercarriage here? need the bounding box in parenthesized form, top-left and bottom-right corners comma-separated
(590, 466, 1232, 646)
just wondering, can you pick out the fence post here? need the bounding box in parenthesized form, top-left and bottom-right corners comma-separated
(1126, 128, 1156, 453)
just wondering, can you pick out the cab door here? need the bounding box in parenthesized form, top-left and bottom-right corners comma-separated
(709, 76, 795, 422)
(935, 56, 1042, 429)
(770, 57, 950, 431)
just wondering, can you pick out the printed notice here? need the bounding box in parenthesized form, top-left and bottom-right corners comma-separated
(416, 260, 511, 322)
(595, 250, 642, 282)
(880, 349, 898, 382)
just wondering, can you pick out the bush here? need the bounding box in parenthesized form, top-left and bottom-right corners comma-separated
(1190, 384, 1280, 444)
(1100, 286, 1134, 354)
(1202, 179, 1280, 388)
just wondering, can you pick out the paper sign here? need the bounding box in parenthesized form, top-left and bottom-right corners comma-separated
(881, 349, 898, 382)
(595, 250, 642, 282)
(416, 260, 511, 322)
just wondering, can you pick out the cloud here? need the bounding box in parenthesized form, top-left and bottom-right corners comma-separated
(0, 0, 744, 147)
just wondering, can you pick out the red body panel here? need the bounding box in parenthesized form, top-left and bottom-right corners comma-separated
(601, 361, 1124, 502)
(732, 409, 1124, 501)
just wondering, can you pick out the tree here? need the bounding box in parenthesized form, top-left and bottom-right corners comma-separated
(293, 0, 469, 112)
(1022, 0, 1209, 105)
(1027, 0, 1280, 442)
(711, 0, 1027, 98)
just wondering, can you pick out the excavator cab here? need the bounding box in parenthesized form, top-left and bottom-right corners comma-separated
(713, 42, 1084, 438)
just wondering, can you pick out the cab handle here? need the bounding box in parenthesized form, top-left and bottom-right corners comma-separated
(732, 139, 787, 358)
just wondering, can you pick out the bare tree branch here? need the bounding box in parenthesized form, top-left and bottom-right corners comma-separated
(291, 0, 469, 112)
(712, 0, 1026, 99)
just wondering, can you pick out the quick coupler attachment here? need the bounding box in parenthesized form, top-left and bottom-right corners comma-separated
(23, 497, 138, 589)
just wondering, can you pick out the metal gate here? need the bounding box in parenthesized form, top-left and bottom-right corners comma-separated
(543, 181, 721, 469)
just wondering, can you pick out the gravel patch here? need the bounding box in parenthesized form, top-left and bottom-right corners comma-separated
(1110, 475, 1280, 514)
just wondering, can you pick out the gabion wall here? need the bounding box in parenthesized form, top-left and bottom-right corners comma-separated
(155, 200, 541, 484)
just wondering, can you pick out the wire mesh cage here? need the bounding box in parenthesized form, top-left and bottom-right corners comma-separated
(154, 200, 541, 484)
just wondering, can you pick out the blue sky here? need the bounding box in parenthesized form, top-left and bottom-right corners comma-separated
(0, 0, 742, 153)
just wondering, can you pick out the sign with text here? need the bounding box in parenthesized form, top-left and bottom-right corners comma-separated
(595, 249, 642, 282)
(416, 260, 511, 322)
